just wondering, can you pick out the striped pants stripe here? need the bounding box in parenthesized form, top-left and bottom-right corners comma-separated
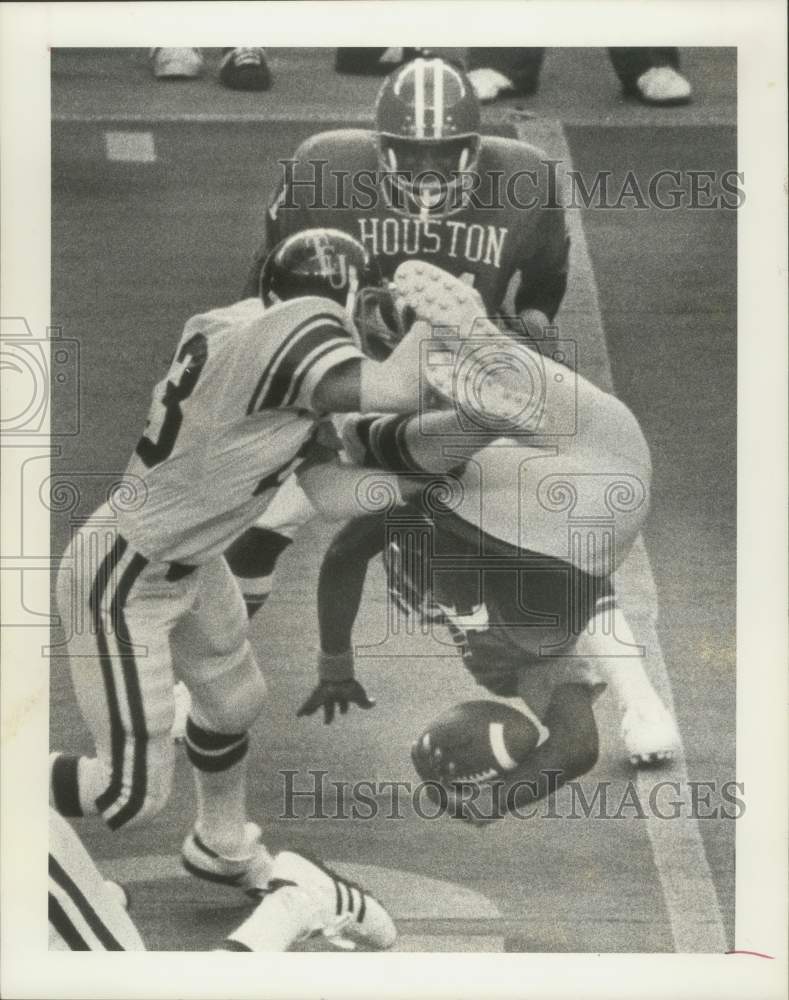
(56, 508, 262, 830)
(49, 810, 144, 950)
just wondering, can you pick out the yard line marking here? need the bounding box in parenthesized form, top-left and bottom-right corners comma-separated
(104, 131, 156, 163)
(513, 115, 727, 954)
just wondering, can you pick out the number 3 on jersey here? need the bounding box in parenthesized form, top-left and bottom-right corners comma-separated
(136, 333, 208, 468)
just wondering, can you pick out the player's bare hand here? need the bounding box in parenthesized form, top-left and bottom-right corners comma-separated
(296, 679, 376, 724)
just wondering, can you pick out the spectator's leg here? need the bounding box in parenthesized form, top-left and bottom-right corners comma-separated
(608, 48, 691, 105)
(467, 48, 545, 101)
(335, 48, 418, 75)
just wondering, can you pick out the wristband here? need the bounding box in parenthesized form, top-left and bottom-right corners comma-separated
(317, 648, 356, 682)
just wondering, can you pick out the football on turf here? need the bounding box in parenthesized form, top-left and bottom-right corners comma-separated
(411, 700, 542, 786)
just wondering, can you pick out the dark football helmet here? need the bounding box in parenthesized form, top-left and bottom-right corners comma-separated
(375, 57, 481, 219)
(260, 228, 405, 357)
(259, 228, 375, 306)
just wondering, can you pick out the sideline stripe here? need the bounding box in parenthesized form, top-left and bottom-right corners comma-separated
(517, 115, 727, 953)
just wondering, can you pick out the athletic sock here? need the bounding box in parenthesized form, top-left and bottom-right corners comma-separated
(579, 602, 662, 712)
(50, 752, 104, 818)
(185, 714, 250, 857)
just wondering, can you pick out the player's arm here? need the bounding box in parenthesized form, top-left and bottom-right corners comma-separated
(310, 318, 430, 414)
(296, 513, 387, 724)
(512, 185, 570, 333)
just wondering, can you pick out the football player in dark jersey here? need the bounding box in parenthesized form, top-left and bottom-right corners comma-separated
(294, 262, 678, 822)
(227, 56, 569, 613)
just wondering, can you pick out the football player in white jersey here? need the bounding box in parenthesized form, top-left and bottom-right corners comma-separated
(50, 229, 438, 897)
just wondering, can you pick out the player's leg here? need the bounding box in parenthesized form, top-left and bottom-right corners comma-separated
(224, 474, 316, 616)
(49, 808, 144, 951)
(573, 598, 680, 765)
(51, 520, 188, 830)
(172, 557, 272, 890)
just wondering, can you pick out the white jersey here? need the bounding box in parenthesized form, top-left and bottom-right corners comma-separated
(118, 296, 363, 564)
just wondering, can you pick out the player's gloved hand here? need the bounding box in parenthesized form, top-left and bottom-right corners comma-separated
(296, 678, 376, 724)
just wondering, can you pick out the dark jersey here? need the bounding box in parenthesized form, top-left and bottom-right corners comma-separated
(245, 129, 569, 320)
(386, 505, 614, 697)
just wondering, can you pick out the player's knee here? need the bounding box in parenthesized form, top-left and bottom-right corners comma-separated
(189, 653, 267, 734)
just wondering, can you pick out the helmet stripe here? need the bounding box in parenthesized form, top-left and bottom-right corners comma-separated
(414, 58, 425, 138)
(433, 59, 444, 138)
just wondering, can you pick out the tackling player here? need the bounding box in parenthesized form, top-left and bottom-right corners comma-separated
(50, 230, 438, 901)
(227, 55, 568, 613)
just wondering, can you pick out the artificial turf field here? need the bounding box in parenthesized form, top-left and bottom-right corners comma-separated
(49, 48, 736, 953)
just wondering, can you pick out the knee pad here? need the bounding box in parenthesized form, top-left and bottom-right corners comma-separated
(188, 651, 267, 735)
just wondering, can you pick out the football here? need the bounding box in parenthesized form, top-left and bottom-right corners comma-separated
(411, 700, 543, 787)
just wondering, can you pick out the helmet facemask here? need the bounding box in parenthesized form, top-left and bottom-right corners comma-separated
(379, 134, 480, 219)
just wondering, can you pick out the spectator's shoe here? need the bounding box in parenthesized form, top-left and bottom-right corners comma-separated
(182, 822, 274, 897)
(634, 66, 692, 106)
(171, 681, 190, 743)
(467, 67, 517, 103)
(150, 48, 204, 80)
(621, 699, 681, 766)
(263, 851, 397, 951)
(219, 48, 272, 91)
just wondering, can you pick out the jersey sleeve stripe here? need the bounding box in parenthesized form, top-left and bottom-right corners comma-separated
(259, 322, 351, 410)
(246, 312, 347, 414)
(282, 338, 359, 409)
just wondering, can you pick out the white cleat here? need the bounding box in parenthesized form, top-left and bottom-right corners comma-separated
(394, 260, 544, 429)
(621, 700, 681, 767)
(150, 48, 204, 80)
(268, 851, 397, 951)
(394, 260, 495, 339)
(181, 822, 274, 898)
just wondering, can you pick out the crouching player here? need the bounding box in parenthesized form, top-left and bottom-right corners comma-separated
(296, 261, 679, 821)
(50, 230, 431, 919)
